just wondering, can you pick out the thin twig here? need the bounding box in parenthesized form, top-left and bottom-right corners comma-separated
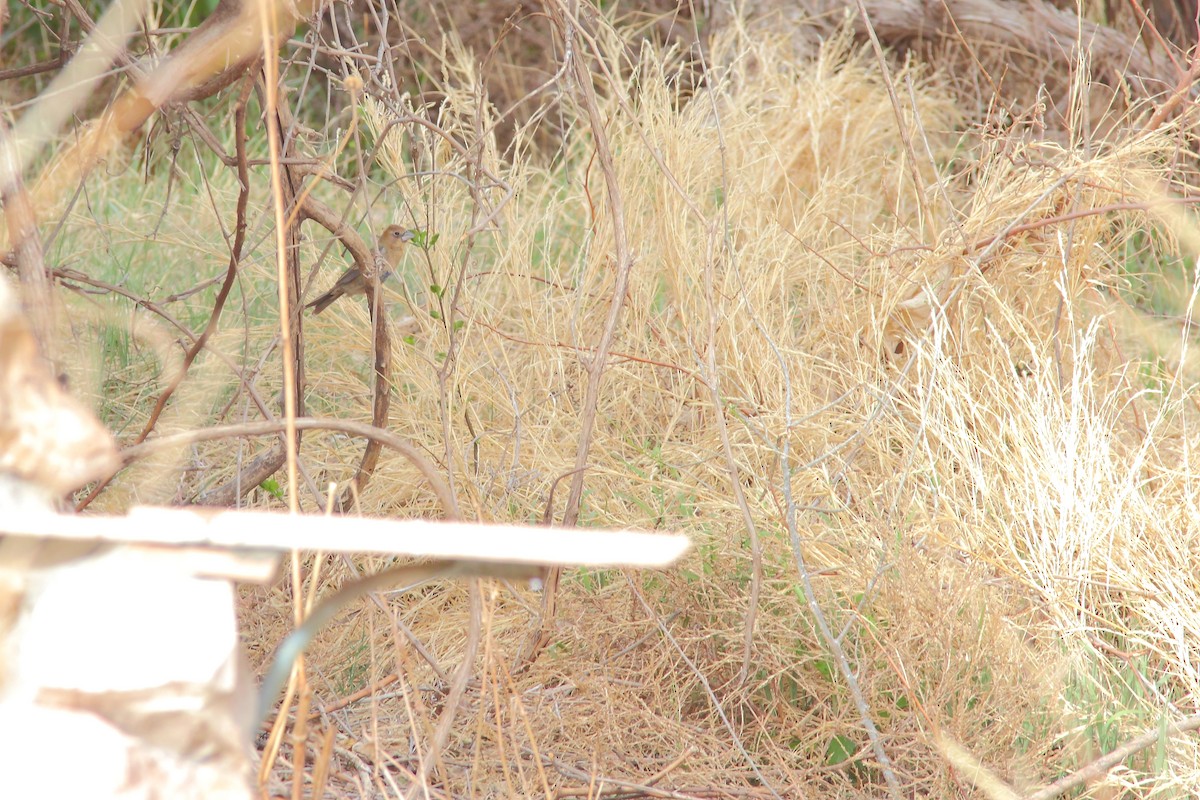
(421, 581, 482, 783)
(624, 576, 784, 800)
(683, 15, 763, 688)
(531, 0, 636, 665)
(1024, 713, 1200, 800)
(852, 0, 928, 224)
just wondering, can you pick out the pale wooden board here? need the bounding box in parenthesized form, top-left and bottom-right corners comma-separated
(1, 507, 690, 568)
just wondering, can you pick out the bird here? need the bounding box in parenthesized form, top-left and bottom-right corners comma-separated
(306, 225, 416, 314)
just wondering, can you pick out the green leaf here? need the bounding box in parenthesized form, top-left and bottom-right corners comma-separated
(411, 230, 439, 249)
(824, 734, 857, 767)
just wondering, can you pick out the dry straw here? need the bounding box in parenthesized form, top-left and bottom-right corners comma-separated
(45, 4, 1200, 797)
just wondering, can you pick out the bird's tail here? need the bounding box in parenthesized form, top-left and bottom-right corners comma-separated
(306, 290, 338, 315)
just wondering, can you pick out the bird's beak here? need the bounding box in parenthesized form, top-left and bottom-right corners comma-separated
(401, 229, 417, 242)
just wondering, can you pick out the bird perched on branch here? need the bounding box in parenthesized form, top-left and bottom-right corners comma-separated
(306, 225, 416, 314)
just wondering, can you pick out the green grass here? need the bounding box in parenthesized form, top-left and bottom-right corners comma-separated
(1118, 228, 1195, 318)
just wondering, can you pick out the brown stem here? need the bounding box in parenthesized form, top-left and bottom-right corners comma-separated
(133, 77, 255, 447)
(299, 195, 373, 272)
(296, 194, 393, 512)
(194, 441, 288, 507)
(337, 260, 392, 511)
(522, 0, 636, 668)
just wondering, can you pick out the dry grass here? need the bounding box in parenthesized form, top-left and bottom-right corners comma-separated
(40, 6, 1200, 799)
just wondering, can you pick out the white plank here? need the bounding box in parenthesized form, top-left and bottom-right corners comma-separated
(0, 507, 690, 568)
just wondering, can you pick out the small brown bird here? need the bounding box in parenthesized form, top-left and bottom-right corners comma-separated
(306, 225, 416, 314)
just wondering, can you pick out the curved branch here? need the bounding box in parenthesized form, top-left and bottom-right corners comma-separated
(295, 194, 392, 510)
(298, 195, 372, 273)
(118, 417, 455, 519)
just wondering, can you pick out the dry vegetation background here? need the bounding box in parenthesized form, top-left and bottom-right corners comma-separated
(4, 0, 1200, 797)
